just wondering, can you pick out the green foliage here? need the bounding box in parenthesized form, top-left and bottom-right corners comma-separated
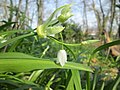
(0, 4, 120, 90)
(58, 4, 73, 22)
(0, 21, 16, 30)
(37, 4, 72, 38)
(0, 52, 93, 72)
(0, 32, 34, 49)
(92, 39, 120, 55)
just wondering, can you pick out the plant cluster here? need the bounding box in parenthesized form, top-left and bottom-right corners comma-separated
(0, 4, 120, 90)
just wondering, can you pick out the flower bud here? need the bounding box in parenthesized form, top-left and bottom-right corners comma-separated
(58, 4, 73, 22)
(57, 50, 67, 67)
(37, 25, 46, 38)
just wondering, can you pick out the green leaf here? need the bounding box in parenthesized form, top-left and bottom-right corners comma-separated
(0, 74, 39, 89)
(110, 75, 120, 90)
(71, 70, 82, 90)
(91, 70, 99, 90)
(66, 72, 74, 90)
(61, 5, 71, 14)
(28, 70, 43, 82)
(49, 36, 99, 46)
(37, 4, 73, 38)
(8, 39, 22, 52)
(0, 32, 34, 49)
(0, 79, 20, 87)
(58, 4, 73, 22)
(0, 52, 93, 72)
(0, 52, 38, 59)
(0, 30, 23, 43)
(44, 4, 72, 27)
(46, 26, 65, 35)
(92, 39, 120, 55)
(112, 76, 120, 90)
(58, 13, 73, 22)
(0, 30, 19, 36)
(0, 21, 16, 30)
(100, 82, 105, 90)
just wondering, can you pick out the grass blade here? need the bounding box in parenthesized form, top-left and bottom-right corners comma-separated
(91, 70, 99, 90)
(66, 70, 74, 90)
(100, 82, 105, 90)
(92, 39, 120, 55)
(112, 75, 120, 90)
(28, 70, 43, 82)
(71, 70, 82, 90)
(0, 32, 34, 49)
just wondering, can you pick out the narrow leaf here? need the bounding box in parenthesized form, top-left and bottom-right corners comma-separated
(0, 59, 93, 72)
(93, 39, 120, 55)
(0, 52, 38, 59)
(72, 70, 82, 90)
(49, 36, 99, 46)
(47, 26, 65, 35)
(0, 32, 34, 48)
(0, 52, 93, 72)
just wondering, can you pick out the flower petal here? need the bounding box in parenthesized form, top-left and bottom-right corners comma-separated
(57, 50, 67, 67)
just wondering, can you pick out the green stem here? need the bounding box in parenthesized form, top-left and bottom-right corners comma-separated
(86, 72, 90, 90)
(100, 81, 105, 90)
(87, 54, 93, 90)
(48, 36, 76, 60)
(60, 33, 64, 49)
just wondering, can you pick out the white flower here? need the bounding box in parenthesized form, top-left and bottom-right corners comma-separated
(57, 50, 67, 67)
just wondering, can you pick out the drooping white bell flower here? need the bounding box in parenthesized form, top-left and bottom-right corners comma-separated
(57, 50, 67, 67)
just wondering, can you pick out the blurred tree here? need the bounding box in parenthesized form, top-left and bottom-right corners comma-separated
(116, 2, 120, 38)
(21, 0, 29, 29)
(8, 0, 13, 22)
(13, 0, 22, 29)
(91, 0, 110, 38)
(109, 0, 116, 36)
(82, 0, 88, 37)
(37, 0, 44, 25)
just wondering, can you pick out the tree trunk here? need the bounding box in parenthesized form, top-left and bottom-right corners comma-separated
(8, 0, 13, 22)
(37, 0, 44, 25)
(2, 0, 8, 20)
(21, 0, 29, 29)
(13, 0, 22, 29)
(15, 0, 22, 22)
(99, 0, 105, 30)
(83, 0, 88, 36)
(92, 0, 110, 39)
(109, 0, 116, 36)
(118, 24, 120, 38)
(92, 0, 102, 36)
